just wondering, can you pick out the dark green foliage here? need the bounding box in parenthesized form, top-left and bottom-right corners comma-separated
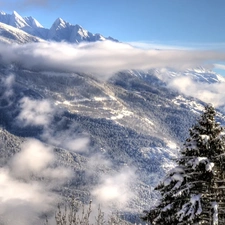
(143, 105, 225, 225)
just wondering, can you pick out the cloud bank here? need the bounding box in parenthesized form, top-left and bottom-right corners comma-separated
(214, 63, 225, 71)
(0, 74, 15, 108)
(0, 138, 72, 225)
(128, 41, 225, 51)
(168, 76, 225, 108)
(15, 96, 90, 153)
(91, 168, 136, 210)
(1, 41, 225, 80)
(42, 124, 90, 153)
(16, 97, 54, 127)
(2, 74, 15, 96)
(1, 39, 225, 223)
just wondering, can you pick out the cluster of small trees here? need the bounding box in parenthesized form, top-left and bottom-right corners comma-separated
(143, 104, 225, 225)
(48, 200, 133, 225)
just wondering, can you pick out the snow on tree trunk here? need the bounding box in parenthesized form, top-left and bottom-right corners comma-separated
(177, 194, 202, 222)
(211, 201, 218, 225)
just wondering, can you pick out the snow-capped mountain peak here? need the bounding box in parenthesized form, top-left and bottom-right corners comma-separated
(24, 16, 43, 28)
(0, 10, 43, 30)
(0, 10, 117, 43)
(0, 22, 42, 44)
(52, 17, 70, 30)
(10, 10, 29, 28)
(74, 24, 89, 37)
(0, 11, 6, 16)
(12, 10, 20, 18)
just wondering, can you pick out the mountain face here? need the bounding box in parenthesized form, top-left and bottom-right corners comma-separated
(0, 64, 224, 223)
(0, 11, 117, 43)
(0, 11, 28, 28)
(0, 22, 42, 44)
(48, 17, 111, 43)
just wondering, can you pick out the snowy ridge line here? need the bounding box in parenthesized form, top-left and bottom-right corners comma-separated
(0, 10, 118, 43)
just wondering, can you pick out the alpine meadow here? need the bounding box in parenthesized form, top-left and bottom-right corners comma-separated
(0, 7, 224, 225)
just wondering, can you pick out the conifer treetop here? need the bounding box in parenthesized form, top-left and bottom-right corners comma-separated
(143, 104, 225, 225)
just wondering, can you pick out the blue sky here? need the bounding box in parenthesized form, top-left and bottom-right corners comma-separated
(1, 0, 225, 75)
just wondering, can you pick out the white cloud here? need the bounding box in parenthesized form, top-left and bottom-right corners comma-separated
(0, 169, 53, 205)
(168, 76, 225, 108)
(10, 138, 55, 179)
(214, 63, 225, 70)
(3, 74, 15, 88)
(1, 41, 225, 81)
(64, 137, 89, 152)
(0, 138, 72, 225)
(127, 41, 192, 50)
(16, 97, 54, 127)
(9, 138, 72, 183)
(0, 74, 15, 99)
(91, 168, 136, 210)
(86, 154, 112, 171)
(128, 41, 225, 50)
(41, 123, 90, 153)
(0, 171, 56, 225)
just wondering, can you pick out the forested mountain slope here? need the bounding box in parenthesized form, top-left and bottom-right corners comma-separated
(0, 11, 224, 224)
(0, 63, 224, 224)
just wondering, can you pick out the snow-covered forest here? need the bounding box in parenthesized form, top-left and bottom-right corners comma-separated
(143, 105, 225, 225)
(41, 104, 225, 225)
(0, 10, 225, 225)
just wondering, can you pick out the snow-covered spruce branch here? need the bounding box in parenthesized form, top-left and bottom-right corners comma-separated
(142, 105, 225, 225)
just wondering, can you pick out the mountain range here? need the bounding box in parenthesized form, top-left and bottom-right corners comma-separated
(0, 10, 224, 225)
(0, 11, 117, 43)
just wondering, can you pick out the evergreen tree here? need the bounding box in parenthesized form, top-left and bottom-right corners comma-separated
(143, 104, 225, 225)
